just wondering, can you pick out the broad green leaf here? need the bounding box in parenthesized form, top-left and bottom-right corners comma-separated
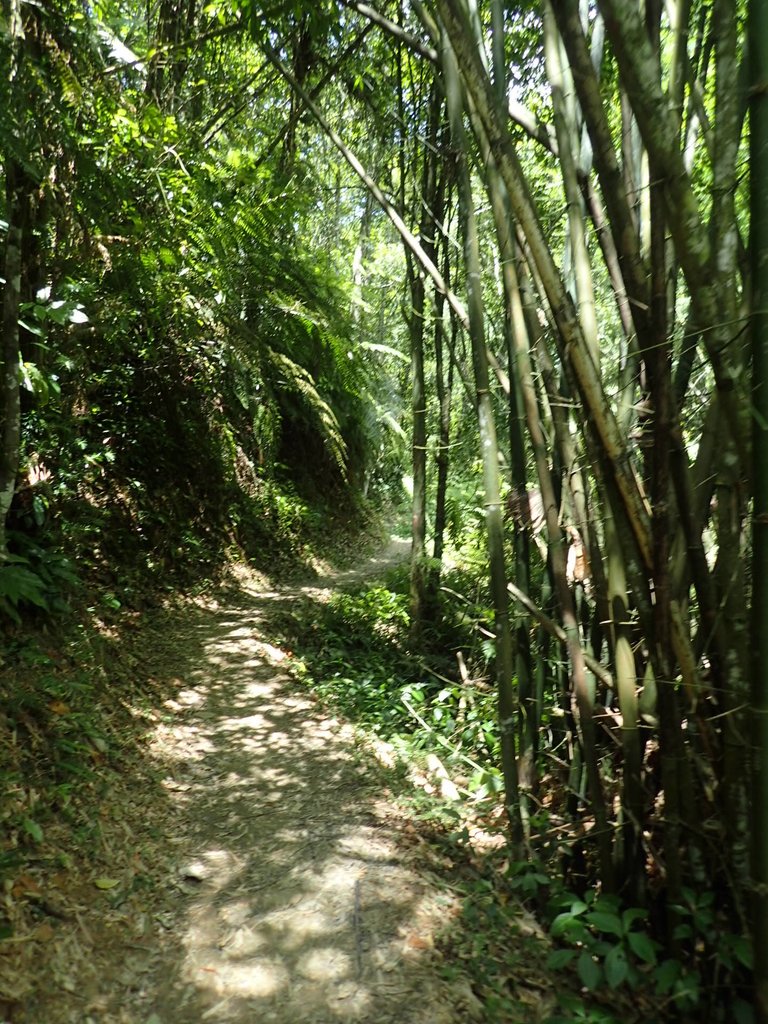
(621, 907, 648, 930)
(654, 959, 681, 994)
(546, 948, 576, 970)
(585, 911, 624, 937)
(18, 318, 44, 337)
(627, 930, 657, 964)
(604, 945, 629, 989)
(360, 341, 409, 362)
(0, 566, 49, 609)
(577, 951, 602, 991)
(94, 877, 120, 890)
(22, 818, 43, 843)
(0, 597, 21, 625)
(730, 936, 754, 970)
(733, 998, 755, 1024)
(21, 362, 50, 403)
(674, 971, 700, 1006)
(46, 301, 73, 324)
(551, 911, 587, 937)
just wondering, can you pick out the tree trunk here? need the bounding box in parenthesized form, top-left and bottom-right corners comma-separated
(440, 25, 524, 851)
(751, 0, 768, 1007)
(0, 0, 25, 558)
(407, 266, 428, 644)
(488, 0, 536, 793)
(435, 0, 653, 577)
(431, 277, 453, 575)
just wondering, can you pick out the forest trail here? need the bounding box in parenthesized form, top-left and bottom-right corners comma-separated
(15, 537, 485, 1024)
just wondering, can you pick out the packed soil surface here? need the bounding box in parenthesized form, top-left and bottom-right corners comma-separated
(3, 538, 490, 1024)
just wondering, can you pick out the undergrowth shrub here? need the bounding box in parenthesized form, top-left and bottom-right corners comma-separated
(280, 559, 507, 803)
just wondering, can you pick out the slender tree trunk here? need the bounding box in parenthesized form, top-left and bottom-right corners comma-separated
(459, 65, 612, 878)
(597, 0, 747, 457)
(487, 0, 536, 793)
(710, 0, 751, 908)
(146, 0, 197, 109)
(351, 191, 373, 324)
(1, 175, 22, 559)
(550, 0, 650, 349)
(643, 11, 684, 907)
(440, 26, 524, 851)
(406, 83, 445, 642)
(543, 2, 598, 364)
(435, 0, 653, 577)
(0, 0, 25, 558)
(604, 505, 642, 894)
(473, 127, 538, 794)
(751, 0, 768, 1011)
(407, 267, 429, 645)
(431, 277, 453, 573)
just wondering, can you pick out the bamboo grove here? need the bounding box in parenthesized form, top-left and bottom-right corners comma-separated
(2, 0, 768, 1016)
(254, 0, 765, 1006)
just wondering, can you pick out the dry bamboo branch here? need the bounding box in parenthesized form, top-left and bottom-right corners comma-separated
(506, 581, 614, 690)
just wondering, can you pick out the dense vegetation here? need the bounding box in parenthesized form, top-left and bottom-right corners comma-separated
(2, 0, 767, 1020)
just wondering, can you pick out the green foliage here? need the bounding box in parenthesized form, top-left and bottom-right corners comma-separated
(1, 0, 385, 611)
(280, 561, 507, 785)
(0, 534, 79, 623)
(470, 858, 754, 1022)
(180, 165, 366, 484)
(545, 999, 621, 1024)
(10, 159, 372, 592)
(286, 576, 415, 729)
(536, 883, 753, 1021)
(0, 638, 107, 864)
(441, 866, 628, 1024)
(547, 892, 659, 992)
(0, 561, 49, 622)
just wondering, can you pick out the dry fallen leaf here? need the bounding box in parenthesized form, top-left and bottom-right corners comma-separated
(403, 931, 434, 951)
(11, 874, 41, 899)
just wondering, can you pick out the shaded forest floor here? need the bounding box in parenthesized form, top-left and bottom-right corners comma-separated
(1, 535, 561, 1024)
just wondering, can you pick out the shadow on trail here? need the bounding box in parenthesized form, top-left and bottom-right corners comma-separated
(100, 536, 472, 1024)
(10, 535, 565, 1023)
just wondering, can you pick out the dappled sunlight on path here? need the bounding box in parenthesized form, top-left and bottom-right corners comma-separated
(12, 535, 484, 1024)
(132, 544, 473, 1023)
(10, 536, 486, 1023)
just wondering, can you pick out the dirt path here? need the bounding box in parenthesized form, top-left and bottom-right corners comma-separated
(13, 538, 485, 1023)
